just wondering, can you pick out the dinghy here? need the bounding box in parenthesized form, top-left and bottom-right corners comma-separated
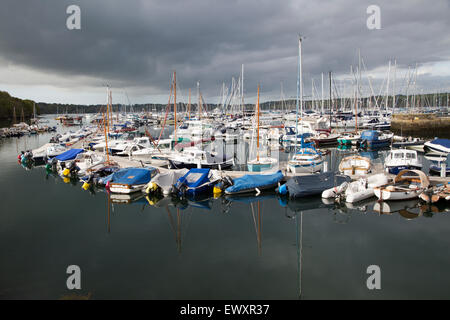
(108, 167, 159, 194)
(145, 168, 189, 195)
(338, 155, 372, 176)
(322, 173, 389, 203)
(374, 169, 430, 201)
(277, 172, 351, 198)
(224, 170, 284, 195)
(173, 168, 221, 198)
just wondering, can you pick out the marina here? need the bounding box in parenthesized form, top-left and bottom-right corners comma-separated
(1, 0, 450, 303)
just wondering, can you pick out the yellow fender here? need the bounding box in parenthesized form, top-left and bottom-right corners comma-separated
(82, 182, 90, 190)
(62, 168, 70, 176)
(145, 182, 158, 194)
(213, 186, 222, 196)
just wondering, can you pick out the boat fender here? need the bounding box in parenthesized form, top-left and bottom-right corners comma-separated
(62, 168, 71, 176)
(145, 182, 158, 194)
(82, 182, 90, 190)
(105, 181, 111, 191)
(213, 186, 222, 195)
(278, 184, 288, 195)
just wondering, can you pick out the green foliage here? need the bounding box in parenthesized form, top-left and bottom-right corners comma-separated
(0, 91, 35, 120)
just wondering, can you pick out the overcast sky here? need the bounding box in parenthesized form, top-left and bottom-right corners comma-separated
(0, 0, 449, 105)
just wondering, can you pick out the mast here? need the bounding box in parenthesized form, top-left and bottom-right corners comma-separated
(197, 81, 201, 119)
(385, 60, 391, 111)
(173, 71, 177, 143)
(392, 59, 397, 113)
(256, 84, 260, 162)
(105, 86, 110, 163)
(321, 73, 324, 115)
(241, 64, 244, 116)
(188, 88, 191, 120)
(329, 71, 332, 129)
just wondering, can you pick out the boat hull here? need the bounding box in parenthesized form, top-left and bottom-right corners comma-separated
(168, 160, 233, 170)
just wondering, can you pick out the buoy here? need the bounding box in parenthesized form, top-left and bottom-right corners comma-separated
(82, 182, 90, 190)
(62, 168, 70, 176)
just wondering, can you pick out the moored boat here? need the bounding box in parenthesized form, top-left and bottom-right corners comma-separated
(384, 149, 422, 175)
(374, 169, 430, 201)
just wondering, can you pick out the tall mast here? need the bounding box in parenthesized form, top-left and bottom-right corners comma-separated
(295, 36, 300, 151)
(197, 81, 201, 119)
(173, 71, 177, 142)
(321, 73, 324, 115)
(329, 71, 332, 129)
(393, 59, 397, 113)
(385, 60, 391, 111)
(188, 88, 191, 120)
(241, 64, 244, 116)
(256, 84, 260, 162)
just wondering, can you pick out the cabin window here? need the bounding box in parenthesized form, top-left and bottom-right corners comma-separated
(394, 153, 403, 159)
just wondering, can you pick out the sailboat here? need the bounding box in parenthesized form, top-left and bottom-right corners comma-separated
(287, 36, 324, 174)
(247, 84, 278, 172)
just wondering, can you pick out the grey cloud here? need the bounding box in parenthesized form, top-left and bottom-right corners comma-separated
(0, 0, 449, 103)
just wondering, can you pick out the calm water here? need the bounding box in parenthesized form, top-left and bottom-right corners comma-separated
(0, 117, 449, 300)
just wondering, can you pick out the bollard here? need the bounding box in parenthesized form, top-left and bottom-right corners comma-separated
(441, 161, 447, 178)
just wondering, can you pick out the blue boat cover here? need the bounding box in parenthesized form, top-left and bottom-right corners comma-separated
(430, 139, 450, 148)
(279, 172, 351, 198)
(98, 168, 130, 185)
(176, 168, 211, 188)
(54, 149, 84, 161)
(225, 170, 284, 194)
(111, 167, 157, 185)
(360, 130, 379, 140)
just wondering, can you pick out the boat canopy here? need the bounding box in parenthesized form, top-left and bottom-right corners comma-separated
(393, 169, 430, 188)
(225, 170, 284, 194)
(112, 167, 158, 185)
(54, 148, 84, 161)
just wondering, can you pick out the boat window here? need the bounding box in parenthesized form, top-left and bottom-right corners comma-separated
(394, 153, 403, 159)
(406, 153, 415, 159)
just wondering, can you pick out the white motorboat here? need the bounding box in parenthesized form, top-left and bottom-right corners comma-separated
(287, 147, 323, 174)
(384, 149, 422, 175)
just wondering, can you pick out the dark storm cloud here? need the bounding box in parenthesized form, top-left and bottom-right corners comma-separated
(0, 0, 449, 102)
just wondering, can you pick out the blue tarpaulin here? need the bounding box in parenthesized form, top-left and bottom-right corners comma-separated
(430, 139, 450, 149)
(54, 149, 84, 161)
(176, 168, 211, 189)
(225, 170, 284, 195)
(111, 167, 157, 185)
